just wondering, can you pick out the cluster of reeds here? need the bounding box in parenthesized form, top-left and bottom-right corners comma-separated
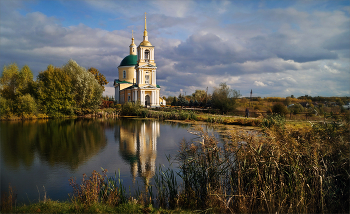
(206, 116, 224, 123)
(153, 117, 349, 213)
(1, 184, 15, 212)
(68, 169, 127, 209)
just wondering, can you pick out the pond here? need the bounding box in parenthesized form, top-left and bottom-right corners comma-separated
(1, 118, 217, 204)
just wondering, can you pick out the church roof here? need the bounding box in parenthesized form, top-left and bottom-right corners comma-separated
(119, 54, 137, 66)
(139, 40, 153, 46)
(114, 79, 133, 85)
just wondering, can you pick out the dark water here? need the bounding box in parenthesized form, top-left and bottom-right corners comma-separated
(0, 118, 202, 204)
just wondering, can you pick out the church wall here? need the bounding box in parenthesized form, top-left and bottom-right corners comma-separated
(118, 66, 136, 83)
(119, 83, 133, 91)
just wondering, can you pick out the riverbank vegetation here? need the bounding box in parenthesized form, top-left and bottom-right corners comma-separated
(2, 115, 349, 213)
(0, 61, 105, 120)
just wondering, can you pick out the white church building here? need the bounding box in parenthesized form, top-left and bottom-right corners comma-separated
(114, 14, 165, 107)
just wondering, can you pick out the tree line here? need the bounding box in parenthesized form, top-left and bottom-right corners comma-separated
(0, 60, 107, 119)
(167, 82, 241, 114)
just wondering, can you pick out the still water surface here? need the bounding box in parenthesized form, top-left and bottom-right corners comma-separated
(1, 118, 207, 204)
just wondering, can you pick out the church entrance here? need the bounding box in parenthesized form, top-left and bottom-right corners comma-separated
(145, 95, 150, 107)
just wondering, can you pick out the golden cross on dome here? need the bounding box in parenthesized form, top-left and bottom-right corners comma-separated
(132, 30, 133, 38)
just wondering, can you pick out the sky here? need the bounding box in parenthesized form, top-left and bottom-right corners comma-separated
(0, 0, 349, 98)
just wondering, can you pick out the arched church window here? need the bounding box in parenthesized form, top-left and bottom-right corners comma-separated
(144, 50, 150, 62)
(123, 71, 126, 78)
(145, 75, 150, 84)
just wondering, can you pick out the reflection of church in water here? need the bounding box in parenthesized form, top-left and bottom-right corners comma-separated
(116, 120, 160, 182)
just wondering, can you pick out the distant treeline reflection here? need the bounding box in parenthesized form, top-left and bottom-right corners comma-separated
(0, 119, 107, 169)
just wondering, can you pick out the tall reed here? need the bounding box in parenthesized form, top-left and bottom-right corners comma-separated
(69, 169, 127, 208)
(156, 118, 349, 213)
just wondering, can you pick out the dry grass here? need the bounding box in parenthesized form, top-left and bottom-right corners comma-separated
(154, 116, 349, 213)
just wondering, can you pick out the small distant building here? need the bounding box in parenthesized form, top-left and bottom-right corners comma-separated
(114, 14, 161, 107)
(159, 97, 166, 106)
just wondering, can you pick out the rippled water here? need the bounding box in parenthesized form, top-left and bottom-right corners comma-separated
(1, 118, 205, 204)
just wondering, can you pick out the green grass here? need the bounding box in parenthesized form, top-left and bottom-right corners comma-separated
(4, 199, 191, 213)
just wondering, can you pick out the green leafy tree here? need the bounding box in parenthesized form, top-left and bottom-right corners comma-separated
(189, 99, 194, 107)
(272, 102, 289, 116)
(88, 67, 109, 91)
(0, 96, 12, 117)
(171, 97, 177, 106)
(211, 83, 240, 114)
(194, 99, 199, 107)
(37, 65, 75, 116)
(177, 94, 186, 108)
(0, 63, 36, 116)
(18, 65, 34, 96)
(17, 94, 37, 116)
(289, 103, 304, 114)
(192, 89, 207, 103)
(63, 60, 103, 110)
(0, 63, 20, 100)
(284, 97, 292, 106)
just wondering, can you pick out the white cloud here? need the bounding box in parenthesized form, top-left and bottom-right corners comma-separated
(254, 81, 267, 87)
(0, 0, 349, 98)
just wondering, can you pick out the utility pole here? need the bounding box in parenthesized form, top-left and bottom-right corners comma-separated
(250, 89, 252, 107)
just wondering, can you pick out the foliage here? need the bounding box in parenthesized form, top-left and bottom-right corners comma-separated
(171, 97, 177, 106)
(0, 63, 37, 117)
(0, 63, 20, 100)
(191, 89, 207, 103)
(101, 100, 114, 109)
(177, 94, 187, 107)
(272, 102, 289, 115)
(63, 59, 103, 110)
(88, 67, 109, 91)
(0, 96, 13, 118)
(17, 94, 37, 116)
(211, 82, 240, 114)
(289, 103, 304, 114)
(261, 114, 286, 129)
(37, 65, 75, 116)
(284, 96, 292, 106)
(120, 102, 143, 116)
(18, 65, 35, 96)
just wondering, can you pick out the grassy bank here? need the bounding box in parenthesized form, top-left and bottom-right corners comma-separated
(119, 102, 349, 129)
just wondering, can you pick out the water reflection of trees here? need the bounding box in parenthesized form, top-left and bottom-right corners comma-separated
(115, 119, 160, 183)
(0, 119, 107, 169)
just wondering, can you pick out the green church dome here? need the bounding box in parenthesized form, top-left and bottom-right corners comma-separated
(119, 55, 137, 66)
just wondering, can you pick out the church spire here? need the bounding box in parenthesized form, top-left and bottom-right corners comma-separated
(144, 12, 148, 37)
(139, 13, 152, 46)
(130, 30, 136, 55)
(131, 30, 135, 45)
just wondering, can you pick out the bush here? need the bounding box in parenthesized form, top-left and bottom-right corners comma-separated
(272, 102, 289, 115)
(0, 97, 13, 118)
(254, 105, 261, 111)
(17, 94, 37, 116)
(121, 102, 143, 116)
(289, 103, 304, 114)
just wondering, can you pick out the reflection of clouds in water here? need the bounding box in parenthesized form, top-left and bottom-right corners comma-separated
(116, 120, 160, 183)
